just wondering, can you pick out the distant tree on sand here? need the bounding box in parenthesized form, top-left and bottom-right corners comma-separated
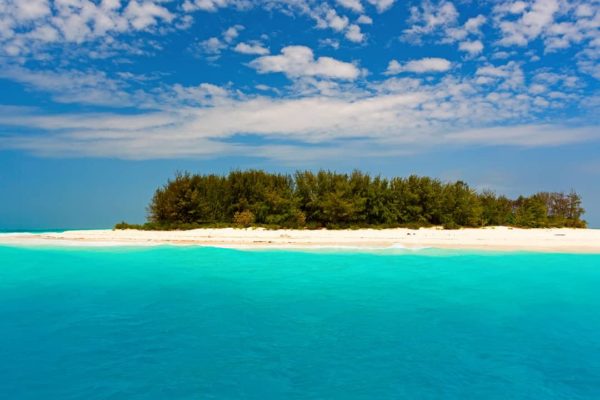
(117, 170, 586, 230)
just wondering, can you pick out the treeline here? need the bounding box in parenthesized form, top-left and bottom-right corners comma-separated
(116, 170, 586, 230)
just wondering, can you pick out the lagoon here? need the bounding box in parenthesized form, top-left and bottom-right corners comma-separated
(1, 245, 599, 399)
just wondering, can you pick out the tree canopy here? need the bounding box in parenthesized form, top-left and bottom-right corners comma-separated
(115, 170, 586, 230)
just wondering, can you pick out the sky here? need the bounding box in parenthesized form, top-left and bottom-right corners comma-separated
(0, 0, 599, 229)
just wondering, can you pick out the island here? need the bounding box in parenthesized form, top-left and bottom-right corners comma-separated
(117, 169, 586, 230)
(2, 170, 599, 253)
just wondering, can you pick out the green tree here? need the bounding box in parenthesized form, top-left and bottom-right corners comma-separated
(137, 169, 586, 230)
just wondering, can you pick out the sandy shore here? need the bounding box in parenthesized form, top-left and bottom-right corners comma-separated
(1, 227, 600, 253)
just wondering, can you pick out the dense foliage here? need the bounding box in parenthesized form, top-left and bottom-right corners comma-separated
(116, 170, 586, 230)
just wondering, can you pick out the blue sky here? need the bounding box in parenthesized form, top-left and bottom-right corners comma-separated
(0, 0, 599, 228)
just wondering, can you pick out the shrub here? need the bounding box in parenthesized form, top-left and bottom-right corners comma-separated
(443, 221, 460, 230)
(233, 210, 255, 227)
(291, 210, 306, 228)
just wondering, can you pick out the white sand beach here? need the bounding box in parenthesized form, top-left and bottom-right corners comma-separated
(1, 227, 599, 253)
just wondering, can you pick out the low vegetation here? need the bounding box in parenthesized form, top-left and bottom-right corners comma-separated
(115, 170, 586, 230)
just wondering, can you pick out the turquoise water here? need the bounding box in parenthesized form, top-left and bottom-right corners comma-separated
(1, 245, 599, 399)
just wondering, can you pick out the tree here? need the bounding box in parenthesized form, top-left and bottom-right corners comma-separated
(139, 169, 586, 230)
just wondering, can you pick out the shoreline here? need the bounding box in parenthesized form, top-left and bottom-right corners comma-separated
(1, 227, 600, 253)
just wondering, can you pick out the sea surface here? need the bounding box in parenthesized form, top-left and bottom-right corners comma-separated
(1, 245, 599, 399)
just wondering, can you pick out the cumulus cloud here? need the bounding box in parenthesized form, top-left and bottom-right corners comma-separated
(402, 0, 489, 56)
(493, 0, 599, 61)
(0, 0, 175, 56)
(0, 0, 376, 60)
(315, 7, 350, 32)
(385, 58, 452, 74)
(249, 46, 361, 80)
(444, 14, 487, 43)
(366, 0, 396, 13)
(125, 1, 174, 30)
(475, 61, 525, 89)
(459, 40, 484, 55)
(191, 25, 245, 59)
(13, 0, 50, 20)
(495, 0, 560, 46)
(357, 15, 373, 24)
(319, 38, 341, 49)
(308, 3, 366, 42)
(403, 0, 459, 41)
(223, 24, 243, 43)
(336, 0, 364, 13)
(196, 37, 227, 55)
(234, 42, 269, 55)
(345, 24, 365, 42)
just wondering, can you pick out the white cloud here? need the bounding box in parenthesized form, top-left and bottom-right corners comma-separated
(0, 0, 597, 162)
(0, 61, 595, 160)
(446, 124, 598, 146)
(444, 14, 487, 42)
(170, 83, 232, 106)
(366, 0, 396, 13)
(234, 42, 269, 55)
(0, 0, 382, 58)
(494, 1, 529, 16)
(385, 58, 452, 74)
(475, 61, 525, 89)
(0, 65, 134, 106)
(533, 71, 580, 88)
(403, 0, 459, 41)
(495, 0, 560, 46)
(197, 37, 226, 55)
(0, 0, 175, 56)
(319, 38, 341, 49)
(459, 40, 484, 55)
(313, 7, 349, 32)
(308, 3, 367, 42)
(28, 25, 60, 43)
(529, 83, 547, 94)
(492, 51, 512, 59)
(13, 0, 50, 20)
(125, 1, 174, 30)
(2, 100, 595, 159)
(336, 0, 364, 13)
(464, 14, 487, 33)
(401, 0, 492, 59)
(192, 25, 246, 58)
(384, 61, 403, 75)
(182, 0, 247, 13)
(492, 0, 599, 62)
(345, 24, 365, 42)
(357, 15, 373, 24)
(249, 46, 361, 80)
(223, 24, 243, 43)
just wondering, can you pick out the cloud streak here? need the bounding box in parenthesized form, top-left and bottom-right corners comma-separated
(1, 65, 597, 160)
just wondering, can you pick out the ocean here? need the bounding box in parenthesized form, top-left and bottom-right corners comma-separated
(1, 245, 599, 399)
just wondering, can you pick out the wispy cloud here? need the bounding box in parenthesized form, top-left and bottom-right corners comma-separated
(1, 63, 596, 160)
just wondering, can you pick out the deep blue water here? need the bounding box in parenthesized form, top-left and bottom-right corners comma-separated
(1, 245, 599, 399)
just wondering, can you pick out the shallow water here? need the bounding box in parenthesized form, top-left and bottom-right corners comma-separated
(1, 245, 599, 399)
